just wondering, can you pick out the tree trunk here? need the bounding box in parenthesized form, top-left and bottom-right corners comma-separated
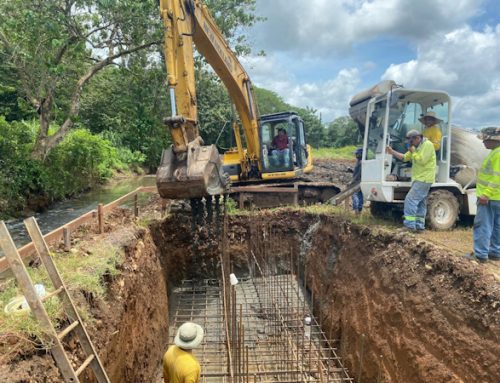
(31, 98, 53, 161)
(29, 40, 160, 161)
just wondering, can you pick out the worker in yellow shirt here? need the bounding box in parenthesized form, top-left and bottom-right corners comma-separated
(386, 130, 436, 231)
(163, 322, 204, 383)
(419, 111, 442, 151)
(466, 127, 500, 263)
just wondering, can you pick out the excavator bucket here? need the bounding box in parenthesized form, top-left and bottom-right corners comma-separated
(156, 142, 229, 200)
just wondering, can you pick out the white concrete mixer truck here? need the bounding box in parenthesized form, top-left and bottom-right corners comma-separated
(349, 80, 489, 230)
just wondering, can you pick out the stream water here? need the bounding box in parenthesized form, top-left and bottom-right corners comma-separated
(3, 176, 155, 248)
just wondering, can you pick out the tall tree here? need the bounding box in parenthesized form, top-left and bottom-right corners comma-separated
(204, 0, 264, 56)
(296, 107, 325, 148)
(254, 87, 289, 115)
(0, 0, 162, 160)
(325, 116, 361, 147)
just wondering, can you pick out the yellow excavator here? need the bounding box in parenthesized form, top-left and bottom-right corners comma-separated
(157, 0, 337, 206)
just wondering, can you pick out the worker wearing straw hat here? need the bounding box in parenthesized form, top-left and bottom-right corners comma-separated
(419, 111, 443, 151)
(163, 322, 204, 383)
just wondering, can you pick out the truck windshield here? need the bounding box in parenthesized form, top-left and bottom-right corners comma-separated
(388, 102, 422, 153)
(366, 100, 387, 160)
(388, 100, 449, 154)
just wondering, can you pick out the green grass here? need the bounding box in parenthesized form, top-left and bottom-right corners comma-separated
(311, 146, 359, 160)
(0, 244, 123, 346)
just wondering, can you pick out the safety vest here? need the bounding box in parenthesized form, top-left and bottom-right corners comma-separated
(403, 138, 436, 183)
(477, 146, 500, 200)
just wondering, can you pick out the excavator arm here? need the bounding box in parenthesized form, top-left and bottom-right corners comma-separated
(157, 0, 260, 199)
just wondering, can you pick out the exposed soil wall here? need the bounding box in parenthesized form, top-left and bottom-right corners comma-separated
(97, 226, 169, 383)
(1, 217, 170, 383)
(305, 215, 499, 383)
(211, 210, 499, 383)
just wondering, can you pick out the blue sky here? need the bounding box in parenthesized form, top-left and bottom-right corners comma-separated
(241, 0, 500, 128)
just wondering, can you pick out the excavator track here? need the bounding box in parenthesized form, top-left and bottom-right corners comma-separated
(229, 182, 340, 209)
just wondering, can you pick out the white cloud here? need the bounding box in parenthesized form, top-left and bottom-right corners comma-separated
(254, 0, 481, 56)
(382, 25, 500, 127)
(242, 55, 361, 122)
(241, 0, 499, 128)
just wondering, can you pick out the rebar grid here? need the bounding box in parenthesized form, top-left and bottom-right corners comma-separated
(168, 214, 352, 382)
(169, 279, 228, 381)
(169, 273, 352, 382)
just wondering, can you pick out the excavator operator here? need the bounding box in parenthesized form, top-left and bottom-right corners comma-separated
(270, 128, 290, 167)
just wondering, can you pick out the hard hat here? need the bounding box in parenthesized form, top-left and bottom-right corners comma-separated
(477, 127, 500, 141)
(353, 147, 363, 155)
(406, 129, 423, 139)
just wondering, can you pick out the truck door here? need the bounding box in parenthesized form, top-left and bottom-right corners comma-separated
(362, 98, 388, 183)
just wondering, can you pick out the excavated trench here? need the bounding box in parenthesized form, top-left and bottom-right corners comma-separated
(2, 209, 498, 382)
(142, 210, 498, 382)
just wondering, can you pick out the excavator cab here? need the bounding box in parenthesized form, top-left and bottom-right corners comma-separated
(259, 112, 310, 176)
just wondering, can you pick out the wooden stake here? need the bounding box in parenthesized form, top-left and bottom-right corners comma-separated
(134, 194, 139, 217)
(63, 227, 70, 252)
(98, 203, 104, 234)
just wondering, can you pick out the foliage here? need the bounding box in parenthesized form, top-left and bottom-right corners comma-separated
(254, 87, 290, 115)
(79, 63, 168, 171)
(311, 146, 359, 160)
(324, 116, 362, 148)
(0, 118, 141, 218)
(45, 129, 121, 196)
(196, 70, 233, 148)
(0, 0, 162, 159)
(296, 107, 324, 148)
(202, 0, 263, 56)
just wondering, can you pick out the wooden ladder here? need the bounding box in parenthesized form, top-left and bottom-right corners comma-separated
(0, 218, 110, 383)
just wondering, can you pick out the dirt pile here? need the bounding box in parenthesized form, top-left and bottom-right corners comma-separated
(306, 158, 355, 187)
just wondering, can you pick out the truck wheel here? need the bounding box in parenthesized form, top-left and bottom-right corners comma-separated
(426, 190, 459, 230)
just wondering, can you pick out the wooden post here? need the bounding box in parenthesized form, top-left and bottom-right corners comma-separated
(98, 203, 104, 234)
(134, 194, 139, 218)
(63, 227, 70, 252)
(161, 199, 168, 217)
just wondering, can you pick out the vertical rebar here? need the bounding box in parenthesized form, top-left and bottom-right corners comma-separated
(309, 291, 314, 372)
(377, 354, 384, 383)
(245, 345, 249, 383)
(358, 333, 366, 383)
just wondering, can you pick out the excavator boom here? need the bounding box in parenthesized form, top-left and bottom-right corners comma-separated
(157, 0, 232, 199)
(157, 0, 262, 199)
